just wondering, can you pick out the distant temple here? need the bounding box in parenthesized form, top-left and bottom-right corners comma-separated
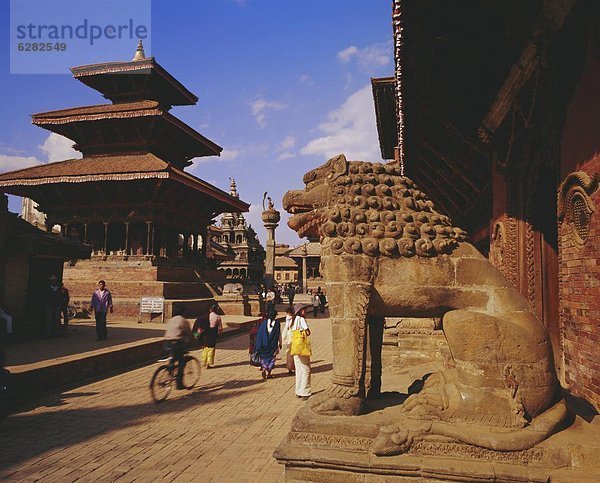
(216, 178, 265, 285)
(0, 42, 249, 318)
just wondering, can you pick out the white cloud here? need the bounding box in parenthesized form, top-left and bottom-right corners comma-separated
(299, 74, 316, 87)
(0, 154, 40, 173)
(300, 84, 383, 162)
(337, 46, 359, 63)
(249, 97, 287, 128)
(278, 135, 295, 151)
(0, 133, 79, 173)
(220, 149, 240, 161)
(336, 41, 392, 71)
(39, 133, 80, 162)
(277, 152, 294, 161)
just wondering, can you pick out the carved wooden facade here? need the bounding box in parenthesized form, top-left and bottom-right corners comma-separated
(373, 0, 600, 408)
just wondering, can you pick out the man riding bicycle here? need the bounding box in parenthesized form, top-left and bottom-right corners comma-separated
(163, 306, 193, 390)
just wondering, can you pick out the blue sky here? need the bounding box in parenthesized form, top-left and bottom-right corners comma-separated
(0, 0, 392, 246)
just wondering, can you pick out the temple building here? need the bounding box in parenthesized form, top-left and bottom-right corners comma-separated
(372, 0, 600, 408)
(287, 242, 323, 293)
(216, 179, 265, 285)
(0, 43, 249, 318)
(273, 244, 298, 286)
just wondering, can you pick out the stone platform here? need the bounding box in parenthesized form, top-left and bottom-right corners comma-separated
(63, 256, 217, 320)
(3, 313, 264, 402)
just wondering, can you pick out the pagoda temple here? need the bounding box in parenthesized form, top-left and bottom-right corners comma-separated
(0, 42, 249, 318)
(217, 179, 265, 285)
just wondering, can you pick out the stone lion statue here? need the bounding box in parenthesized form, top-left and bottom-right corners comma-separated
(282, 154, 567, 455)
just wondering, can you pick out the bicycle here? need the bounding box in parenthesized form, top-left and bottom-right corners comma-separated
(66, 305, 77, 320)
(150, 348, 201, 403)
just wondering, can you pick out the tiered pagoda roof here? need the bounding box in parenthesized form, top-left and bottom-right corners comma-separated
(30, 41, 222, 169)
(0, 42, 247, 234)
(32, 100, 221, 165)
(70, 57, 198, 106)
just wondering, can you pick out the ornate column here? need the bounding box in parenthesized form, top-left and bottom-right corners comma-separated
(192, 232, 198, 254)
(150, 223, 155, 256)
(182, 233, 189, 257)
(124, 221, 130, 255)
(103, 222, 109, 254)
(200, 226, 208, 258)
(262, 194, 280, 289)
(302, 244, 308, 294)
(145, 221, 152, 255)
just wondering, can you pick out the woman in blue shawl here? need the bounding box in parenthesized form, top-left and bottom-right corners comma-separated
(255, 309, 281, 379)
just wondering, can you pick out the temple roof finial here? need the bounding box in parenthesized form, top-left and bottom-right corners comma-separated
(132, 39, 146, 61)
(229, 177, 239, 198)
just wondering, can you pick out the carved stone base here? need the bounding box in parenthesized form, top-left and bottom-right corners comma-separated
(383, 317, 449, 374)
(274, 406, 600, 482)
(215, 294, 260, 316)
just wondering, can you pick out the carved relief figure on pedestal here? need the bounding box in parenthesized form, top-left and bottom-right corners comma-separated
(558, 170, 599, 247)
(282, 154, 567, 455)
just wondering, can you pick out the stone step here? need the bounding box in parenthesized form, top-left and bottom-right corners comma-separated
(64, 265, 205, 283)
(69, 296, 216, 319)
(67, 281, 212, 299)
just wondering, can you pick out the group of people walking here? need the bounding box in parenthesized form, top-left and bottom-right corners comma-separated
(162, 300, 314, 400)
(250, 303, 312, 399)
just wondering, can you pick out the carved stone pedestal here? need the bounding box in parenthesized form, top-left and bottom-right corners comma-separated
(383, 317, 448, 365)
(215, 293, 260, 316)
(274, 405, 599, 482)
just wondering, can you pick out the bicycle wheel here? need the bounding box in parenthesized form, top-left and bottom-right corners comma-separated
(67, 306, 77, 319)
(182, 355, 201, 389)
(150, 365, 173, 403)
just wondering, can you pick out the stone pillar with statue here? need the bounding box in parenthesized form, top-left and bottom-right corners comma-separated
(261, 192, 280, 290)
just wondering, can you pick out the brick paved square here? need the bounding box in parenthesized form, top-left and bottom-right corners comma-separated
(0, 318, 332, 482)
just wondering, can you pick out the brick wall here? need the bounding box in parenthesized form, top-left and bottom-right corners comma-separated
(558, 156, 600, 410)
(3, 253, 29, 316)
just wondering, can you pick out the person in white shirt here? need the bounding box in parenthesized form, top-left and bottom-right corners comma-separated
(265, 287, 276, 314)
(292, 303, 311, 399)
(281, 307, 295, 374)
(312, 293, 320, 318)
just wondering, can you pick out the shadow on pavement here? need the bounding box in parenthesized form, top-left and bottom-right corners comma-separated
(4, 324, 164, 367)
(0, 381, 258, 474)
